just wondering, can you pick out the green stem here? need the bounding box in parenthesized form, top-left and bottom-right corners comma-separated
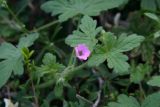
(36, 79, 55, 89)
(23, 52, 39, 106)
(31, 78, 39, 107)
(5, 4, 59, 34)
(52, 44, 66, 57)
(76, 94, 93, 105)
(51, 24, 62, 41)
(31, 20, 59, 32)
(35, 46, 48, 64)
(36, 62, 88, 89)
(71, 62, 87, 72)
(68, 50, 75, 66)
(139, 83, 146, 100)
(64, 62, 87, 78)
(6, 5, 28, 33)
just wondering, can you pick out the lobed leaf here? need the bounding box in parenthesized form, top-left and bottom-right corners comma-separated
(130, 64, 151, 84)
(141, 0, 156, 11)
(142, 92, 160, 107)
(107, 52, 129, 75)
(107, 94, 140, 107)
(65, 15, 102, 51)
(144, 13, 160, 23)
(36, 53, 65, 78)
(17, 32, 39, 49)
(88, 32, 144, 75)
(0, 43, 23, 87)
(41, 0, 127, 22)
(0, 33, 39, 88)
(115, 34, 145, 52)
(147, 76, 160, 87)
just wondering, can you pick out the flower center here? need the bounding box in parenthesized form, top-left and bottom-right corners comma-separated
(78, 50, 83, 56)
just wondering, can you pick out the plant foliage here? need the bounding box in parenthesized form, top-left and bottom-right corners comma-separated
(88, 32, 144, 74)
(0, 33, 38, 87)
(0, 0, 160, 107)
(41, 0, 126, 22)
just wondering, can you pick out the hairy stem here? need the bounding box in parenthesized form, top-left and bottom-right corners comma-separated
(36, 62, 88, 89)
(31, 20, 59, 32)
(68, 50, 75, 66)
(6, 5, 28, 33)
(36, 79, 55, 89)
(76, 94, 93, 105)
(139, 82, 146, 100)
(31, 79, 39, 107)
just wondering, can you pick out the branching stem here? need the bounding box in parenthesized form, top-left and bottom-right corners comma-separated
(5, 4, 29, 33)
(31, 20, 59, 32)
(76, 94, 93, 105)
(36, 62, 88, 89)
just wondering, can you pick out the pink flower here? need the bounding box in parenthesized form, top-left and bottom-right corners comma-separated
(74, 44, 91, 61)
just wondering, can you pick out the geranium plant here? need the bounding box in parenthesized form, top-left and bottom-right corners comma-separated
(0, 0, 160, 107)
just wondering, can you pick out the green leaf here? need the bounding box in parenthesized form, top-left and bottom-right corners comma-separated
(130, 64, 151, 84)
(141, 0, 156, 11)
(106, 34, 144, 74)
(141, 0, 160, 12)
(108, 94, 140, 107)
(0, 43, 23, 88)
(88, 32, 144, 74)
(144, 13, 160, 23)
(54, 83, 63, 97)
(41, 0, 126, 22)
(0, 33, 38, 88)
(154, 30, 160, 38)
(142, 92, 160, 107)
(87, 53, 106, 67)
(41, 100, 50, 107)
(36, 53, 65, 78)
(156, 0, 160, 9)
(114, 34, 145, 52)
(0, 24, 16, 37)
(42, 53, 56, 65)
(141, 41, 154, 63)
(108, 93, 160, 107)
(67, 86, 76, 101)
(65, 15, 102, 51)
(0, 61, 13, 89)
(107, 52, 129, 75)
(0, 0, 6, 7)
(17, 33, 39, 49)
(147, 76, 160, 87)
